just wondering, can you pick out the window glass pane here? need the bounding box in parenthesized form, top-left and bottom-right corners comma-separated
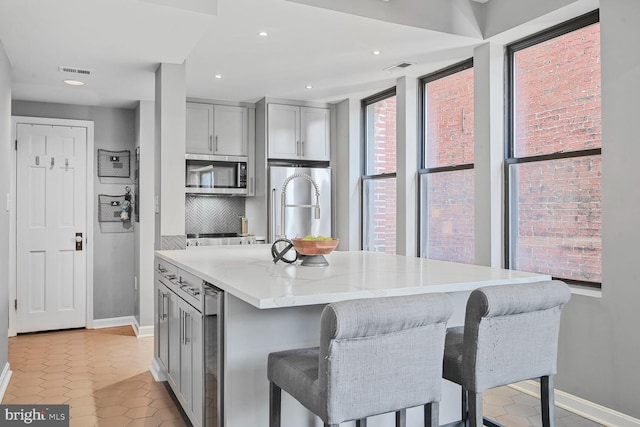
(363, 178, 396, 254)
(513, 23, 601, 157)
(425, 67, 474, 168)
(420, 170, 474, 263)
(365, 96, 396, 175)
(510, 156, 602, 282)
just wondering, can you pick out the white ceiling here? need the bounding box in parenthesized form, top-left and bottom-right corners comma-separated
(0, 0, 598, 108)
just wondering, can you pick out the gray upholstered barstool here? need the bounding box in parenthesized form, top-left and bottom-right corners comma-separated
(268, 293, 453, 427)
(442, 280, 571, 427)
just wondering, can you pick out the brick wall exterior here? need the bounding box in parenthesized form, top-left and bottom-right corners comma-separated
(367, 23, 601, 282)
(513, 23, 601, 282)
(366, 97, 397, 254)
(424, 68, 475, 263)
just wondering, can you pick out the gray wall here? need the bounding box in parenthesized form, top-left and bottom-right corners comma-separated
(554, 0, 640, 417)
(0, 42, 12, 375)
(11, 101, 137, 320)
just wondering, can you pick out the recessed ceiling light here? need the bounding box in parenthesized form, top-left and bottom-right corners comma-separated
(63, 79, 85, 86)
(214, 74, 223, 79)
(305, 85, 313, 89)
(258, 31, 268, 37)
(372, 50, 381, 55)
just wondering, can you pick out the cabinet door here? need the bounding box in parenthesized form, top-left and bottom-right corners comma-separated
(213, 105, 248, 156)
(190, 308, 204, 427)
(186, 103, 214, 154)
(179, 303, 193, 410)
(157, 285, 169, 371)
(300, 107, 330, 161)
(167, 290, 181, 389)
(267, 104, 300, 159)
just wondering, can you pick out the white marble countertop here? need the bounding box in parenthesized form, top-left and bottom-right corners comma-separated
(155, 245, 551, 309)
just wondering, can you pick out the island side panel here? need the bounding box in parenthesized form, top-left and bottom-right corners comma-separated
(223, 291, 471, 427)
(224, 293, 326, 427)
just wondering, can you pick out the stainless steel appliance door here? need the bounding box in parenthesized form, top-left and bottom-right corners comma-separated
(204, 284, 224, 427)
(269, 166, 332, 242)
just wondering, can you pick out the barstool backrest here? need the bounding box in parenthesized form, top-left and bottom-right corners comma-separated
(461, 280, 571, 393)
(318, 293, 453, 423)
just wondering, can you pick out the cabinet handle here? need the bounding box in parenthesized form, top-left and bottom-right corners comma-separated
(209, 135, 213, 152)
(215, 135, 219, 152)
(296, 141, 300, 156)
(162, 293, 168, 320)
(301, 141, 305, 157)
(184, 312, 191, 344)
(250, 177, 254, 194)
(179, 309, 183, 344)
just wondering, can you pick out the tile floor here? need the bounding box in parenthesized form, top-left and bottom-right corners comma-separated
(2, 326, 604, 427)
(484, 386, 605, 427)
(2, 326, 186, 427)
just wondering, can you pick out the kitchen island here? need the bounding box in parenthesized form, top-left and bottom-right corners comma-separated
(153, 245, 551, 427)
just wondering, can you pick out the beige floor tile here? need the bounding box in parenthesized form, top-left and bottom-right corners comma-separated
(69, 414, 99, 427)
(3, 327, 186, 427)
(124, 406, 159, 419)
(96, 405, 129, 418)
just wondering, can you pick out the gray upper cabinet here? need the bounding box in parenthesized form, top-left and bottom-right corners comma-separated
(267, 104, 330, 161)
(186, 103, 213, 155)
(186, 102, 248, 156)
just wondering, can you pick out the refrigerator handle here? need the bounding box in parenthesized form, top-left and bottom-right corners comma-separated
(271, 188, 277, 240)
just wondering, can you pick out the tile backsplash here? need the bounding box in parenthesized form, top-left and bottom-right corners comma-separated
(186, 195, 245, 235)
(161, 235, 187, 250)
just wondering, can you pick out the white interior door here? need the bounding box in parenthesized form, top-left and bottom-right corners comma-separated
(16, 123, 87, 333)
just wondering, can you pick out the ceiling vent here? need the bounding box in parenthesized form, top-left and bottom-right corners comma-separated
(384, 62, 414, 71)
(58, 66, 92, 75)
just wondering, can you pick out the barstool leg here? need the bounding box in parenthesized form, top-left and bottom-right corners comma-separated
(467, 391, 483, 427)
(424, 402, 439, 427)
(461, 388, 469, 427)
(395, 408, 407, 427)
(541, 375, 556, 427)
(269, 382, 281, 427)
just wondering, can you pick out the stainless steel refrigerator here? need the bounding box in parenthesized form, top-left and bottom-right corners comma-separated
(268, 165, 332, 242)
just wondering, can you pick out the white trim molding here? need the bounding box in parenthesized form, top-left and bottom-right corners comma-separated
(132, 318, 154, 338)
(150, 357, 167, 382)
(92, 316, 135, 330)
(0, 363, 12, 402)
(511, 380, 640, 427)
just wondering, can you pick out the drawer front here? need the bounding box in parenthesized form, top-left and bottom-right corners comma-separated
(156, 258, 178, 288)
(176, 268, 204, 311)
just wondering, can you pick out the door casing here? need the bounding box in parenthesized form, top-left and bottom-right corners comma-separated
(9, 116, 95, 336)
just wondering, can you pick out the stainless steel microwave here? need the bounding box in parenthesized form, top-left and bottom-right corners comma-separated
(186, 154, 248, 195)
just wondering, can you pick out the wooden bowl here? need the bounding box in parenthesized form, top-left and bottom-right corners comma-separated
(291, 238, 339, 256)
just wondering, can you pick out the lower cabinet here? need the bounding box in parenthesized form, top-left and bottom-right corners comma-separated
(156, 285, 169, 371)
(167, 287, 182, 389)
(155, 261, 205, 427)
(178, 298, 204, 427)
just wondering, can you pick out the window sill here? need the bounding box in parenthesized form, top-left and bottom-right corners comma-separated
(569, 284, 602, 298)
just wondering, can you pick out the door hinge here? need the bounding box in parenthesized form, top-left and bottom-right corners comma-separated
(14, 299, 17, 310)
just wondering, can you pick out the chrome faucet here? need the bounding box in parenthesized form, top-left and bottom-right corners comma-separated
(278, 173, 321, 239)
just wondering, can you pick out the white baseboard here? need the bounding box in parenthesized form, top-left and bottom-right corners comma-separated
(92, 316, 135, 329)
(132, 320, 154, 338)
(149, 357, 167, 382)
(510, 380, 640, 427)
(0, 362, 13, 402)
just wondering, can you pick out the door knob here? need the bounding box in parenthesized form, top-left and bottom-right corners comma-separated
(75, 233, 83, 251)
